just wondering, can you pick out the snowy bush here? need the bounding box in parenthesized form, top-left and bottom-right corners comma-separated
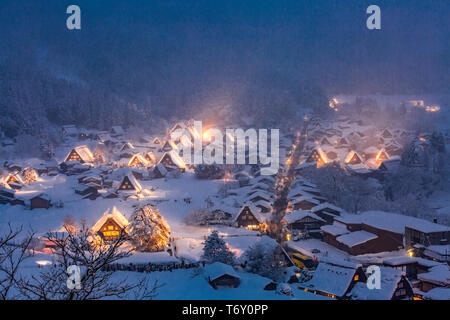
(243, 242, 285, 282)
(277, 283, 293, 296)
(201, 230, 235, 265)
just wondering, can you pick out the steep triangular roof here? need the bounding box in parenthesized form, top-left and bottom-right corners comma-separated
(64, 146, 95, 163)
(157, 151, 185, 169)
(234, 204, 266, 224)
(128, 153, 149, 167)
(91, 207, 130, 233)
(344, 150, 364, 165)
(117, 173, 142, 193)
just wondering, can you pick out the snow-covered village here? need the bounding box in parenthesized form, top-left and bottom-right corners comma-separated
(0, 1, 449, 305)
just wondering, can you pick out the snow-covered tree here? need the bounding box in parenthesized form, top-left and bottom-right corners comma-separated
(129, 204, 171, 252)
(201, 230, 235, 265)
(243, 242, 285, 281)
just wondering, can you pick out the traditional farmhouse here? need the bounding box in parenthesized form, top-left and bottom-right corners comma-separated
(283, 210, 326, 232)
(204, 262, 240, 289)
(299, 257, 367, 299)
(344, 150, 364, 165)
(348, 267, 414, 300)
(234, 204, 266, 230)
(64, 146, 95, 163)
(116, 174, 143, 194)
(92, 207, 130, 241)
(306, 147, 328, 168)
(128, 154, 150, 168)
(157, 151, 186, 171)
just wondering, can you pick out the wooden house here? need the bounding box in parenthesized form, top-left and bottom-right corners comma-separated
(344, 150, 364, 165)
(282, 210, 326, 231)
(298, 258, 367, 299)
(64, 146, 95, 163)
(375, 148, 390, 167)
(306, 147, 328, 168)
(157, 151, 185, 171)
(405, 224, 450, 248)
(417, 265, 450, 292)
(348, 267, 414, 300)
(144, 152, 157, 165)
(233, 204, 266, 230)
(205, 262, 240, 289)
(91, 207, 130, 241)
(310, 202, 344, 224)
(28, 193, 51, 210)
(291, 197, 321, 211)
(128, 154, 149, 168)
(116, 174, 143, 194)
(247, 191, 272, 203)
(4, 172, 24, 189)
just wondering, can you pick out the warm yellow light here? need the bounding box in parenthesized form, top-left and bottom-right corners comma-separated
(425, 105, 440, 112)
(419, 137, 426, 142)
(408, 249, 414, 257)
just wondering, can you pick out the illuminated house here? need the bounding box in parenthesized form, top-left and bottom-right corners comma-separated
(144, 152, 157, 165)
(64, 146, 95, 163)
(306, 147, 328, 168)
(344, 150, 364, 165)
(4, 172, 24, 189)
(157, 151, 185, 171)
(375, 148, 390, 167)
(116, 174, 142, 194)
(298, 257, 367, 299)
(233, 204, 266, 230)
(92, 207, 130, 241)
(128, 154, 149, 168)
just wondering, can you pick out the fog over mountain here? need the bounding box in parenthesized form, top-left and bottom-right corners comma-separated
(0, 0, 448, 134)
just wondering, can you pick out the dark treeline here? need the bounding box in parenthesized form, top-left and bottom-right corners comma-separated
(0, 0, 448, 137)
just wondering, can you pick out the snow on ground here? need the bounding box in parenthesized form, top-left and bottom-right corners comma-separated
(105, 269, 329, 300)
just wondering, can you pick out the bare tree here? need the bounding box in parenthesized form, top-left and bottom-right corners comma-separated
(0, 224, 34, 300)
(16, 224, 160, 300)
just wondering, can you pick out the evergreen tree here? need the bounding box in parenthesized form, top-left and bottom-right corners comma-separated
(129, 204, 171, 252)
(201, 230, 235, 265)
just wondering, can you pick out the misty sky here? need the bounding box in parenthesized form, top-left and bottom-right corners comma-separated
(0, 0, 448, 96)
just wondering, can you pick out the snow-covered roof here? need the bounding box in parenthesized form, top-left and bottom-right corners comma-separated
(348, 267, 407, 300)
(423, 287, 450, 300)
(128, 153, 149, 167)
(116, 172, 143, 193)
(291, 196, 321, 206)
(158, 151, 186, 169)
(247, 191, 272, 202)
(65, 145, 95, 163)
(204, 262, 239, 282)
(234, 204, 266, 224)
(336, 211, 450, 234)
(311, 202, 344, 214)
(336, 230, 378, 248)
(91, 207, 130, 233)
(383, 256, 440, 268)
(300, 260, 360, 297)
(283, 210, 325, 225)
(320, 224, 350, 237)
(417, 264, 450, 286)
